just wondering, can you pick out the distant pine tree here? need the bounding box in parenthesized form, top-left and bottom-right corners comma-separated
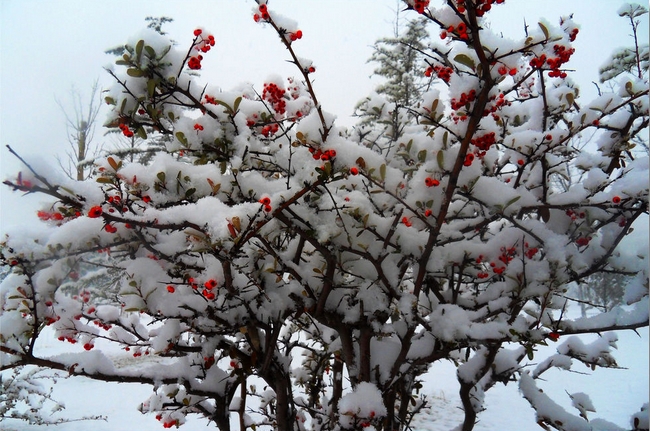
(353, 12, 430, 150)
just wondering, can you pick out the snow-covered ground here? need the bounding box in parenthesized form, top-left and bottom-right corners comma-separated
(2, 322, 647, 431)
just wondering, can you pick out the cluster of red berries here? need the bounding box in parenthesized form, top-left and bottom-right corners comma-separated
(128, 348, 150, 358)
(45, 315, 61, 325)
(185, 277, 219, 300)
(524, 243, 539, 260)
(204, 355, 216, 369)
(192, 28, 215, 53)
(262, 82, 287, 115)
(188, 54, 203, 70)
(119, 123, 134, 138)
(202, 279, 218, 300)
(57, 334, 78, 344)
(497, 65, 517, 76)
(471, 132, 497, 151)
(401, 216, 413, 227)
(106, 196, 129, 216)
(91, 318, 112, 331)
(246, 114, 259, 128)
(288, 29, 303, 42)
(575, 236, 591, 247)
(310, 148, 337, 161)
(440, 22, 469, 41)
(253, 3, 270, 22)
(463, 153, 475, 167)
(424, 177, 440, 187)
(15, 172, 33, 189)
(104, 224, 118, 234)
(565, 209, 586, 221)
(160, 418, 177, 429)
(450, 89, 477, 112)
(38, 211, 65, 222)
(412, 0, 430, 14)
(259, 196, 272, 213)
(529, 44, 574, 79)
(567, 27, 579, 42)
(424, 65, 453, 83)
(261, 123, 280, 137)
(204, 95, 218, 105)
(458, 0, 504, 16)
(548, 44, 575, 77)
(194, 123, 204, 131)
(483, 93, 511, 120)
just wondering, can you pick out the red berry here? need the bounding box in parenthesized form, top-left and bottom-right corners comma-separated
(259, 196, 271, 206)
(167, 285, 175, 293)
(88, 206, 103, 218)
(612, 196, 621, 204)
(350, 167, 359, 176)
(193, 29, 202, 36)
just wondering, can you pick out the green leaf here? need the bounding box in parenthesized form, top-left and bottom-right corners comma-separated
(167, 111, 175, 122)
(503, 195, 521, 211)
(417, 150, 427, 163)
(454, 54, 475, 71)
(96, 176, 113, 184)
(379, 164, 386, 181)
(437, 151, 445, 170)
(135, 126, 147, 140)
(215, 99, 233, 113)
(538, 22, 549, 39)
(126, 68, 145, 77)
(175, 131, 188, 146)
(233, 96, 242, 113)
(565, 92, 574, 107)
(107, 156, 120, 171)
(431, 99, 439, 114)
(157, 172, 166, 183)
(147, 79, 157, 98)
(185, 188, 196, 198)
(104, 96, 116, 105)
(144, 45, 156, 59)
(442, 131, 448, 148)
(135, 39, 144, 63)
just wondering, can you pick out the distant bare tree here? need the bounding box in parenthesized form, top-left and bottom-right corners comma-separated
(55, 80, 102, 181)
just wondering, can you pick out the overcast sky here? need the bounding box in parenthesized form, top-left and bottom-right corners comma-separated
(1, 0, 646, 234)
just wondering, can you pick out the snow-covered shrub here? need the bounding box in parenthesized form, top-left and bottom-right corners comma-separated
(1, 1, 648, 430)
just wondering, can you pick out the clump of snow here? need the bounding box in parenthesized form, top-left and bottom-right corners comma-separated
(338, 382, 387, 428)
